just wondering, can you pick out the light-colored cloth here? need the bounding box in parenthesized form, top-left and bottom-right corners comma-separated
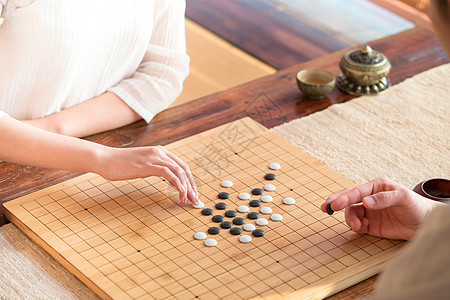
(365, 203, 450, 300)
(272, 63, 450, 189)
(0, 0, 189, 123)
(0, 224, 99, 299)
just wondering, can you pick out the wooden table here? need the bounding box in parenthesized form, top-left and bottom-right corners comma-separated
(185, 0, 430, 69)
(0, 26, 448, 299)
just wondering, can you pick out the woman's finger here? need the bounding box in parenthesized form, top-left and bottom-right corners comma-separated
(154, 154, 200, 205)
(149, 164, 188, 203)
(186, 184, 199, 205)
(159, 147, 199, 198)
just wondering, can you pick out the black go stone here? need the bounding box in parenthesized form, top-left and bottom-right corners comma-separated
(252, 229, 265, 237)
(247, 212, 260, 219)
(208, 227, 220, 235)
(220, 221, 233, 229)
(212, 215, 224, 223)
(201, 208, 213, 216)
(218, 192, 230, 199)
(249, 200, 261, 207)
(225, 210, 237, 218)
(251, 188, 264, 195)
(326, 202, 334, 215)
(232, 217, 245, 225)
(264, 173, 276, 180)
(215, 202, 227, 210)
(230, 227, 242, 235)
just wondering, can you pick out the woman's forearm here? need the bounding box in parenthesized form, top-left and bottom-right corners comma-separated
(1, 115, 104, 172)
(1, 114, 200, 205)
(23, 92, 141, 138)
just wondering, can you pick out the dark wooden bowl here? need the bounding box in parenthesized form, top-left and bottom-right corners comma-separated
(413, 178, 450, 201)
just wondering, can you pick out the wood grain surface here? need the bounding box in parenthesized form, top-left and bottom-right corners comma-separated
(185, 0, 415, 69)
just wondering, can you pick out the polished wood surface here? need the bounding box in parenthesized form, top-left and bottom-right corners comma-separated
(186, 0, 416, 69)
(371, 0, 432, 31)
(179, 0, 432, 106)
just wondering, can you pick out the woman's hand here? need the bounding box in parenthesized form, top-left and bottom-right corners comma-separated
(2, 115, 199, 206)
(95, 145, 199, 205)
(321, 177, 444, 240)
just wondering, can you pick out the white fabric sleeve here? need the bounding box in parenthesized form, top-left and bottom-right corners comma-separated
(0, 111, 7, 118)
(108, 0, 190, 123)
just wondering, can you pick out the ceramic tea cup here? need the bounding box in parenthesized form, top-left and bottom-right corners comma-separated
(296, 69, 335, 99)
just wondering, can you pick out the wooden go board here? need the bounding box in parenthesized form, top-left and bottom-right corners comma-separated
(4, 118, 403, 299)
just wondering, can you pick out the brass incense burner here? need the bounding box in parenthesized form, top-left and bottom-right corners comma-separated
(336, 45, 391, 95)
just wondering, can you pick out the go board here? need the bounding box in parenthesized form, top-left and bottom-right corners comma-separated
(4, 117, 403, 299)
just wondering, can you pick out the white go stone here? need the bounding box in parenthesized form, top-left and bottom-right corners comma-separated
(260, 207, 272, 214)
(264, 184, 276, 191)
(204, 239, 217, 247)
(237, 205, 250, 213)
(239, 193, 251, 200)
(269, 163, 281, 170)
(221, 180, 233, 188)
(194, 232, 207, 240)
(283, 197, 296, 205)
(239, 235, 252, 243)
(243, 224, 256, 231)
(192, 201, 205, 209)
(261, 195, 273, 203)
(271, 214, 283, 221)
(256, 218, 269, 226)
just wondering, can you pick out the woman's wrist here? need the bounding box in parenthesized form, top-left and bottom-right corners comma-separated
(88, 144, 114, 178)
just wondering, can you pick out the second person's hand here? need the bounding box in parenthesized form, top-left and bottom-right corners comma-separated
(321, 177, 443, 240)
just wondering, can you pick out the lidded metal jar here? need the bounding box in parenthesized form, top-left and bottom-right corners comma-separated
(336, 45, 391, 95)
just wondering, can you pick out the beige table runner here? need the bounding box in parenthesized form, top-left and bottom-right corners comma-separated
(273, 63, 450, 189)
(1, 63, 449, 299)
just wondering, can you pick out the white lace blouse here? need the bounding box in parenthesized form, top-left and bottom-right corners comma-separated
(0, 0, 189, 123)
